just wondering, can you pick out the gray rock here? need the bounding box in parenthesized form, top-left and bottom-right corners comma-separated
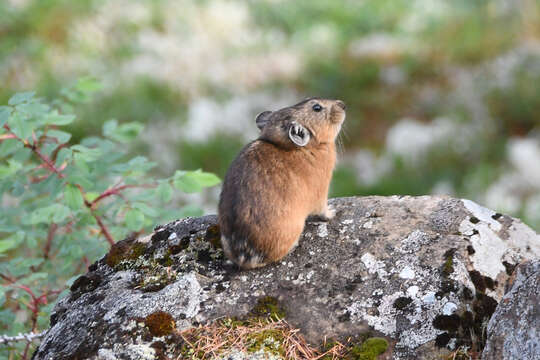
(482, 260, 540, 360)
(32, 196, 540, 360)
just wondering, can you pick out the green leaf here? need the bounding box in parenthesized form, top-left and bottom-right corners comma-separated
(0, 138, 23, 157)
(0, 238, 17, 253)
(43, 110, 75, 126)
(157, 182, 173, 202)
(52, 204, 71, 223)
(0, 232, 24, 253)
(188, 170, 221, 187)
(47, 129, 72, 143)
(23, 272, 48, 283)
(111, 156, 156, 175)
(0, 106, 11, 127)
(67, 173, 93, 188)
(8, 91, 35, 106)
(73, 153, 90, 173)
(16, 102, 50, 117)
(12, 180, 25, 196)
(125, 209, 145, 231)
(103, 119, 144, 143)
(9, 112, 33, 140)
(173, 171, 201, 193)
(64, 184, 84, 210)
(0, 159, 22, 179)
(30, 204, 71, 224)
(71, 145, 102, 162)
(55, 147, 72, 167)
(173, 170, 221, 193)
(133, 202, 158, 217)
(85, 192, 100, 202)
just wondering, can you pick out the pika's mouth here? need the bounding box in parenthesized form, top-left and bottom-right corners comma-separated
(335, 100, 346, 110)
(331, 100, 346, 124)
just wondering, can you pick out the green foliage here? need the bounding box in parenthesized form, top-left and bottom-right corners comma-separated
(0, 82, 220, 358)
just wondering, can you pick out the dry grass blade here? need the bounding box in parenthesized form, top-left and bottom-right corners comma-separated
(176, 317, 366, 360)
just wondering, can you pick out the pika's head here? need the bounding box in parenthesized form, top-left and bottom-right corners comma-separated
(255, 97, 346, 149)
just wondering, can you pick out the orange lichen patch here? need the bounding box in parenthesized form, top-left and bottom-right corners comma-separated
(145, 311, 176, 337)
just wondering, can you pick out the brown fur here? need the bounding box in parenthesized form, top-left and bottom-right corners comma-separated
(218, 98, 346, 269)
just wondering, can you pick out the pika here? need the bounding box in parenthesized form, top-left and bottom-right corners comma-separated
(218, 97, 346, 269)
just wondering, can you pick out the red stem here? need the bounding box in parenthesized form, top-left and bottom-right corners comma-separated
(3, 124, 65, 179)
(91, 183, 155, 206)
(25, 143, 65, 178)
(0, 133, 17, 140)
(92, 211, 115, 246)
(44, 223, 58, 260)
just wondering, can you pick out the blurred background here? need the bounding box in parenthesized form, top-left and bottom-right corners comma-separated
(1, 0, 539, 231)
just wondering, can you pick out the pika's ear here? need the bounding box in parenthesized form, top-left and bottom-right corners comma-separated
(288, 122, 310, 147)
(255, 111, 272, 130)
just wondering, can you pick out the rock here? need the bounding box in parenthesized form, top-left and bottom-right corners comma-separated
(481, 260, 540, 360)
(32, 196, 540, 360)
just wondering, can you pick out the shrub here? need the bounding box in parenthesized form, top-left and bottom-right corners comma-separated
(0, 79, 220, 359)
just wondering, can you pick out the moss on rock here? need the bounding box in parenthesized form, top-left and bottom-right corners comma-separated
(246, 329, 286, 356)
(250, 296, 286, 321)
(350, 337, 389, 360)
(105, 238, 147, 268)
(204, 224, 221, 249)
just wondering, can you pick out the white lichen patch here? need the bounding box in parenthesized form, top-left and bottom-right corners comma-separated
(442, 301, 457, 315)
(221, 349, 282, 360)
(406, 285, 419, 297)
(399, 266, 415, 279)
(462, 199, 502, 231)
(349, 287, 460, 350)
(292, 270, 315, 285)
(449, 257, 476, 296)
(398, 230, 431, 254)
(360, 253, 389, 280)
(317, 223, 328, 237)
(348, 293, 399, 335)
(121, 320, 137, 332)
(123, 344, 156, 360)
(97, 343, 156, 360)
(97, 348, 117, 360)
(460, 199, 540, 289)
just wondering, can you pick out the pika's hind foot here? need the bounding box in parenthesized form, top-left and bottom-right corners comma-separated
(323, 205, 336, 220)
(308, 205, 335, 222)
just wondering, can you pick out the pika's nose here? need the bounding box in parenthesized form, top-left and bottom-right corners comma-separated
(335, 100, 346, 110)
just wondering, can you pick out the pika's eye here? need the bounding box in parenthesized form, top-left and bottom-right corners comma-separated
(312, 103, 322, 112)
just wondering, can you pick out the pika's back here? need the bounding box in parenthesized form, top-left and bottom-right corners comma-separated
(218, 97, 346, 269)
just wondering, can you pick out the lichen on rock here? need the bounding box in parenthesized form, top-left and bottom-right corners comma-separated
(32, 196, 540, 360)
